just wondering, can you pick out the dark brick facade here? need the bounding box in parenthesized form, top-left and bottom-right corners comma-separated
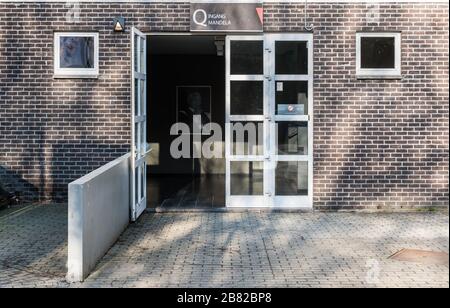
(0, 1, 448, 209)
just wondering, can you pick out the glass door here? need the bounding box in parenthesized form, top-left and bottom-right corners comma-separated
(225, 36, 270, 207)
(131, 27, 147, 221)
(268, 34, 313, 208)
(225, 34, 313, 209)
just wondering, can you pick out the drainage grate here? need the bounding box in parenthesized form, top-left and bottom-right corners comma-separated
(389, 249, 449, 266)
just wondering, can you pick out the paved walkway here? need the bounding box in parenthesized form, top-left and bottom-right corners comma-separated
(0, 204, 448, 288)
(0, 204, 68, 288)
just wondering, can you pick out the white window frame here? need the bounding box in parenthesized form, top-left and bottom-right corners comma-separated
(54, 32, 99, 78)
(356, 32, 401, 79)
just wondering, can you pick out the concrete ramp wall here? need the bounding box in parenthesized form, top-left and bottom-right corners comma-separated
(67, 153, 131, 282)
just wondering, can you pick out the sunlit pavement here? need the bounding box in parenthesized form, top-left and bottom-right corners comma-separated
(0, 204, 448, 288)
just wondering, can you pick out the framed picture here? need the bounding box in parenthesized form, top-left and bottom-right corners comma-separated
(176, 86, 212, 134)
(54, 32, 99, 78)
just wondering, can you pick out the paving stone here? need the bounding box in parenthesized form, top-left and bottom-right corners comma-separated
(0, 204, 448, 288)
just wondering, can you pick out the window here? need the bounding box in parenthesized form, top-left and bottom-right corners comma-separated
(54, 32, 99, 78)
(356, 32, 401, 78)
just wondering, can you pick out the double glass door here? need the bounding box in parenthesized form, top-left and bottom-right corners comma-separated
(225, 34, 313, 208)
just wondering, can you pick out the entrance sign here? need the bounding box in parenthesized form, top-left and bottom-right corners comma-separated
(190, 2, 263, 32)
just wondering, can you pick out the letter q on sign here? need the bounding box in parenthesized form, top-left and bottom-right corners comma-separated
(193, 9, 208, 27)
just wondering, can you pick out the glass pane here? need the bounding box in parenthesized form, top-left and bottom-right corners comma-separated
(134, 123, 139, 154)
(361, 37, 395, 69)
(276, 122, 308, 155)
(134, 166, 139, 204)
(140, 37, 146, 73)
(275, 41, 308, 75)
(230, 161, 264, 195)
(275, 161, 308, 196)
(134, 34, 139, 72)
(230, 41, 263, 75)
(230, 81, 263, 115)
(134, 79, 139, 116)
(140, 165, 145, 200)
(138, 165, 142, 201)
(60, 36, 95, 68)
(275, 81, 308, 115)
(230, 121, 264, 156)
(140, 122, 145, 154)
(140, 79, 145, 115)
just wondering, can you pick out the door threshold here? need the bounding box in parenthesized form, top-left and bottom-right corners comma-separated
(147, 207, 313, 213)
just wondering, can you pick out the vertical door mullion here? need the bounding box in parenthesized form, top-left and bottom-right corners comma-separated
(267, 34, 274, 207)
(270, 37, 276, 207)
(137, 37, 142, 159)
(225, 36, 231, 206)
(308, 37, 314, 206)
(263, 36, 271, 206)
(138, 37, 143, 204)
(131, 31, 137, 219)
(142, 36, 147, 205)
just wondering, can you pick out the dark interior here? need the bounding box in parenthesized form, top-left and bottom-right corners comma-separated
(146, 35, 226, 209)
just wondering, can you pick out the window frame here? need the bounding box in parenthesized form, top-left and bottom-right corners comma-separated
(356, 32, 402, 79)
(53, 32, 99, 78)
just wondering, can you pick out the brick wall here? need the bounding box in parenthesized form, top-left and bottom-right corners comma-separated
(0, 2, 448, 208)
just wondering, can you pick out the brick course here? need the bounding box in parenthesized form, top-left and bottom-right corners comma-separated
(0, 2, 448, 208)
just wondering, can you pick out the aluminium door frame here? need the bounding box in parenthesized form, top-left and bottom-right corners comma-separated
(266, 33, 314, 209)
(131, 27, 148, 221)
(225, 33, 314, 209)
(225, 35, 269, 208)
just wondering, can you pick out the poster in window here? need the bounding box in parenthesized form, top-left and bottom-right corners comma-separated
(59, 36, 95, 69)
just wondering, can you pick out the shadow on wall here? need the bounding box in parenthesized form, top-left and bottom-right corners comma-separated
(312, 4, 449, 209)
(0, 142, 129, 203)
(0, 166, 38, 204)
(0, 173, 21, 208)
(0, 3, 131, 203)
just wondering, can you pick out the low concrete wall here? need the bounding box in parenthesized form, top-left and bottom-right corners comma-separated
(67, 153, 131, 282)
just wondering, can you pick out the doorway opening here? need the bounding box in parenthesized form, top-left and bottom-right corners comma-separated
(141, 33, 314, 213)
(146, 35, 226, 210)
